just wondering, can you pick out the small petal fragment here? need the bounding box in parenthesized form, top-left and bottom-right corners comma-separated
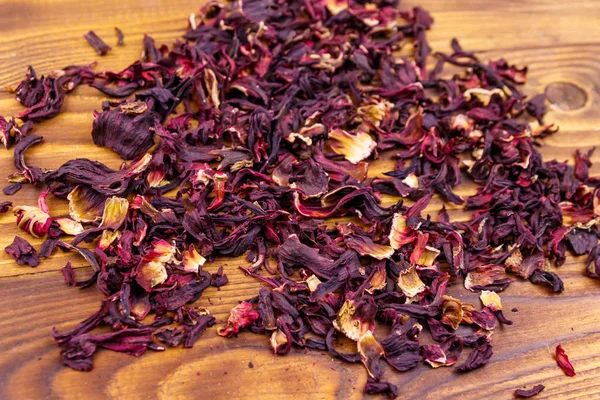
(514, 385, 545, 398)
(555, 344, 576, 377)
(217, 301, 259, 337)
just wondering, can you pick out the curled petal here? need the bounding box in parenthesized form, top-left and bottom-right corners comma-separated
(358, 331, 384, 379)
(479, 290, 502, 311)
(181, 244, 206, 273)
(345, 235, 393, 260)
(328, 129, 376, 164)
(14, 205, 51, 238)
(204, 69, 220, 108)
(269, 329, 288, 354)
(389, 213, 414, 249)
(99, 196, 129, 230)
(306, 275, 322, 292)
(366, 263, 387, 294)
(142, 239, 176, 264)
(514, 385, 545, 398)
(398, 266, 426, 298)
(464, 264, 512, 292)
(92, 100, 157, 159)
(416, 246, 440, 267)
(67, 185, 106, 223)
(333, 298, 376, 341)
(136, 261, 168, 291)
(97, 229, 121, 251)
(555, 345, 576, 377)
(441, 295, 463, 330)
(217, 301, 259, 337)
(55, 217, 84, 235)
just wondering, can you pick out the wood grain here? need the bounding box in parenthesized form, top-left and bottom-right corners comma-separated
(1, 0, 600, 399)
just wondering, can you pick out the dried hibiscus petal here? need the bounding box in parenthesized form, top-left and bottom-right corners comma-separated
(358, 331, 384, 379)
(217, 301, 259, 337)
(344, 234, 394, 260)
(115, 27, 124, 46)
(328, 129, 376, 164)
(441, 295, 463, 330)
(465, 265, 512, 292)
(380, 320, 422, 372)
(0, 201, 12, 213)
(136, 261, 168, 291)
(333, 297, 377, 341)
(9, 134, 44, 184)
(5, 236, 39, 267)
(457, 338, 493, 372)
(84, 31, 112, 55)
(398, 266, 426, 298)
(13, 191, 52, 238)
(514, 384, 545, 398)
(92, 100, 158, 159)
(61, 261, 76, 285)
(363, 376, 398, 399)
(423, 337, 463, 368)
(555, 344, 576, 377)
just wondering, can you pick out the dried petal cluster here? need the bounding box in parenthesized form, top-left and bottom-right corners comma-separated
(0, 0, 595, 396)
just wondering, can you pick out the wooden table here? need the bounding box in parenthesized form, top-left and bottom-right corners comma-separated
(1, 1, 599, 399)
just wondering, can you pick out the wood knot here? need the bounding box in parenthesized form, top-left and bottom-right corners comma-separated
(544, 82, 588, 111)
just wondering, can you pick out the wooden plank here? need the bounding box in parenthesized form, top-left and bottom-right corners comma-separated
(1, 0, 600, 399)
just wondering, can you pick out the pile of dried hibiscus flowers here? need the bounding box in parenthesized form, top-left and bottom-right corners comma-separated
(1, 0, 593, 397)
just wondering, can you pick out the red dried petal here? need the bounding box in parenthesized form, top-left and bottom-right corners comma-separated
(555, 344, 576, 377)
